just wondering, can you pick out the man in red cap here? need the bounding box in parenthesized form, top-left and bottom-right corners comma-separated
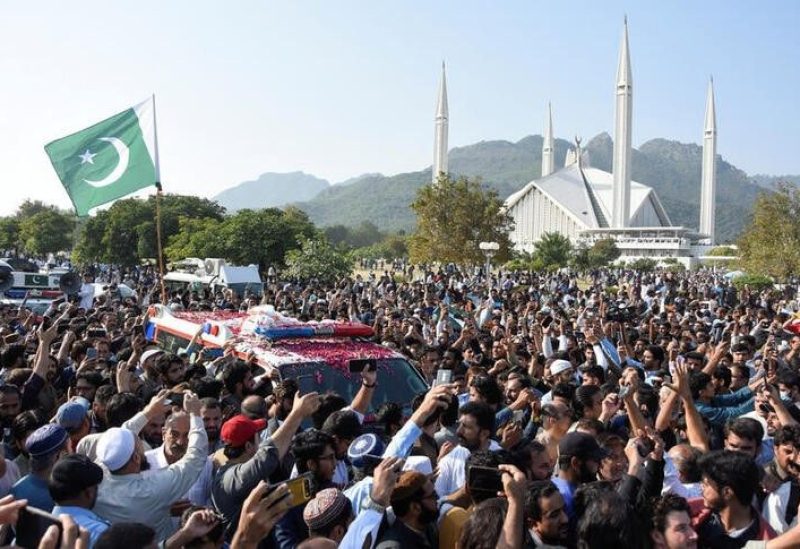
(210, 390, 320, 540)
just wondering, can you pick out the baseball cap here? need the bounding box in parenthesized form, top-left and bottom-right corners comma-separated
(50, 454, 104, 494)
(558, 432, 608, 462)
(221, 415, 267, 447)
(55, 400, 89, 432)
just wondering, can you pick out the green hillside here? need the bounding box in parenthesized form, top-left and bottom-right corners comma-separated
(291, 134, 767, 242)
(214, 171, 330, 212)
(584, 134, 765, 242)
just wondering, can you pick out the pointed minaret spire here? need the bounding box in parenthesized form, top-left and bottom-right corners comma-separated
(541, 102, 555, 177)
(699, 77, 717, 243)
(611, 16, 633, 228)
(432, 61, 449, 184)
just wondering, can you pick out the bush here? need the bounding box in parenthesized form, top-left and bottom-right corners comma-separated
(731, 274, 773, 292)
(627, 258, 658, 271)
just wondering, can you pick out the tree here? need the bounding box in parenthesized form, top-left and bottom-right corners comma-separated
(18, 208, 75, 256)
(533, 232, 573, 270)
(628, 258, 658, 271)
(588, 238, 621, 267)
(0, 217, 20, 255)
(738, 183, 800, 278)
(72, 212, 109, 264)
(409, 175, 513, 265)
(164, 217, 226, 261)
(707, 246, 738, 257)
(16, 200, 53, 219)
(73, 194, 227, 266)
(164, 207, 317, 272)
(219, 208, 316, 271)
(285, 238, 352, 284)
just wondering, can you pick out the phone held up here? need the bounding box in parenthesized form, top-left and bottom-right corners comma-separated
(433, 369, 453, 387)
(467, 466, 504, 499)
(16, 506, 63, 549)
(349, 358, 377, 374)
(264, 472, 316, 508)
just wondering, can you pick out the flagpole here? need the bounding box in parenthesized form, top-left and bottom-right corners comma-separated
(152, 94, 167, 305)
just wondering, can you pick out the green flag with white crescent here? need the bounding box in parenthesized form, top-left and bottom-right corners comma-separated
(44, 97, 159, 216)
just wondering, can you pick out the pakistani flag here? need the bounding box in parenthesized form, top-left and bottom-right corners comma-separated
(45, 97, 160, 216)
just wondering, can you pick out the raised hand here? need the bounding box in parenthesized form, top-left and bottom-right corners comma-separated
(293, 391, 321, 417)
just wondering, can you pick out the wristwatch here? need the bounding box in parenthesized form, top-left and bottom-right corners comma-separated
(362, 381, 377, 388)
(365, 496, 386, 514)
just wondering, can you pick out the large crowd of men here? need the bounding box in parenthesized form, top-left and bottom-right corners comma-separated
(2, 261, 800, 548)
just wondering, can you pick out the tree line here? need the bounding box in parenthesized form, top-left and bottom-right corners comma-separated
(0, 177, 796, 280)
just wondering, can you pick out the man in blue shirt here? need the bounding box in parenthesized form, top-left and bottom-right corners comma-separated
(49, 454, 109, 547)
(11, 423, 69, 511)
(551, 432, 608, 521)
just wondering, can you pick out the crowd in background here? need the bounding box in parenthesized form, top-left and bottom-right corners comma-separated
(2, 261, 800, 548)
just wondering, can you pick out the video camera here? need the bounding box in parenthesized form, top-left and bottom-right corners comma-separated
(605, 301, 637, 323)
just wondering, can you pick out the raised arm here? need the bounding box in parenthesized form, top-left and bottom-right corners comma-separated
(268, 391, 320, 459)
(349, 363, 378, 415)
(665, 363, 710, 453)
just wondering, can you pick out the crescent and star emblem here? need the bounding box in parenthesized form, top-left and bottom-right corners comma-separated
(80, 137, 130, 188)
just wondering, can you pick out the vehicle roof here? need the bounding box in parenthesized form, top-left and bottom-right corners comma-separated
(169, 310, 403, 370)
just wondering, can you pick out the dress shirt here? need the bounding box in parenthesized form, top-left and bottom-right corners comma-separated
(51, 505, 110, 548)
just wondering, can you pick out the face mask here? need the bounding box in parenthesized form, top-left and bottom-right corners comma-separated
(780, 390, 792, 402)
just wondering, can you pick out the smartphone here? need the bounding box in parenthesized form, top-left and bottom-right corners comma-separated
(16, 506, 63, 548)
(467, 466, 504, 498)
(618, 385, 631, 399)
(56, 321, 69, 336)
(636, 437, 655, 458)
(541, 316, 554, 329)
(86, 348, 97, 359)
(284, 472, 315, 507)
(296, 374, 316, 396)
(434, 369, 453, 387)
(349, 358, 377, 373)
(87, 328, 107, 339)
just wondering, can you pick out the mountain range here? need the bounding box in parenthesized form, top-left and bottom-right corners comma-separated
(213, 135, 800, 243)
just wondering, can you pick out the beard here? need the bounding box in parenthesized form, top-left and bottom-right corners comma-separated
(419, 504, 439, 525)
(578, 461, 596, 484)
(458, 435, 479, 452)
(168, 444, 187, 460)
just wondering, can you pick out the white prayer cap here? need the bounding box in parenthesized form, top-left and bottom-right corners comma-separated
(550, 359, 573, 376)
(139, 348, 163, 366)
(402, 455, 433, 476)
(97, 427, 136, 471)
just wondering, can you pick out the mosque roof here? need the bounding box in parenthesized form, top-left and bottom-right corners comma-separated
(504, 161, 673, 229)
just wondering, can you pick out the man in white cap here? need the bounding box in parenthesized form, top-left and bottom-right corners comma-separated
(137, 348, 165, 403)
(540, 359, 575, 405)
(92, 391, 208, 542)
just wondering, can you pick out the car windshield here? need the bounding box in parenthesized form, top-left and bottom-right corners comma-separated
(279, 358, 428, 415)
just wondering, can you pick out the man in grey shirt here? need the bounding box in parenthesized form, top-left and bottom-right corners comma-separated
(211, 390, 319, 537)
(93, 391, 207, 542)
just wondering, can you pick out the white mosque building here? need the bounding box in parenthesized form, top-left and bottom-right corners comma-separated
(432, 19, 720, 266)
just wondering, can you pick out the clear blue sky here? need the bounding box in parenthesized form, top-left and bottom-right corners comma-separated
(1, 1, 798, 215)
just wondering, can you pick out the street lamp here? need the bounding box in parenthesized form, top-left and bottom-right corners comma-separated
(479, 241, 499, 284)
